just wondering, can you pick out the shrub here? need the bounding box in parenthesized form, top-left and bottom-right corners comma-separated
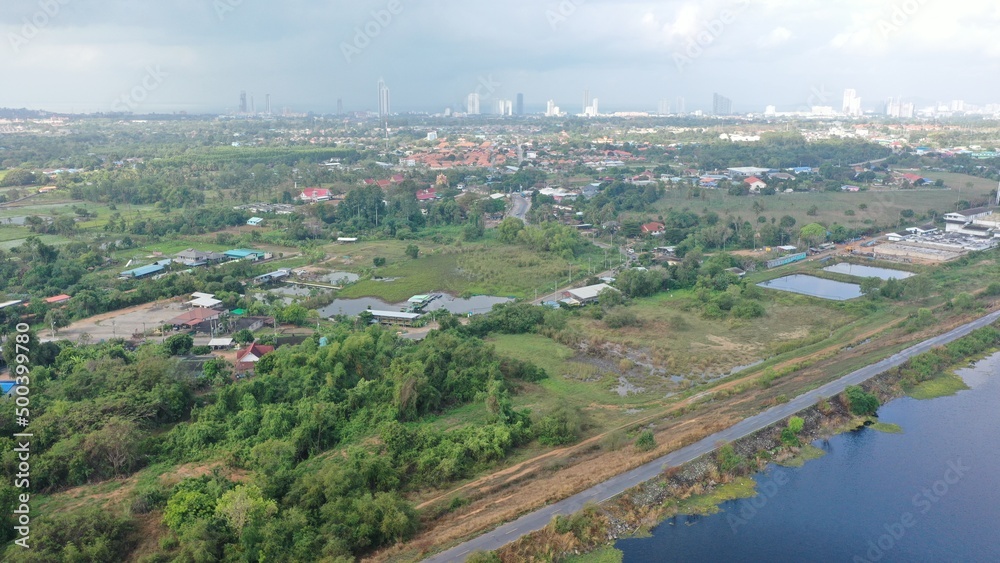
(732, 300, 766, 319)
(605, 308, 640, 329)
(634, 430, 656, 452)
(845, 385, 879, 416)
(716, 443, 744, 473)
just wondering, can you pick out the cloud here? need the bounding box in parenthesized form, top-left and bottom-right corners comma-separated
(758, 27, 792, 48)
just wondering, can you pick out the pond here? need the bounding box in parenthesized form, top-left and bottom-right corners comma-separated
(758, 275, 862, 301)
(822, 263, 915, 281)
(422, 295, 514, 315)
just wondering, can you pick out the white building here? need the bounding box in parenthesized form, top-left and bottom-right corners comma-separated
(467, 93, 480, 115)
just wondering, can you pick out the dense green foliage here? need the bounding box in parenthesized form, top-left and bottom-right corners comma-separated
(0, 321, 552, 560)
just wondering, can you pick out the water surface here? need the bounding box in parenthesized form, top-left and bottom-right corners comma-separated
(616, 353, 1000, 562)
(758, 275, 862, 301)
(822, 263, 915, 281)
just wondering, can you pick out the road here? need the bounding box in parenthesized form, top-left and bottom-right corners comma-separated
(423, 307, 1000, 562)
(507, 194, 531, 224)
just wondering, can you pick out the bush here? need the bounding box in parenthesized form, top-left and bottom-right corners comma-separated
(985, 282, 1000, 297)
(732, 300, 766, 319)
(634, 430, 656, 452)
(536, 403, 582, 446)
(716, 443, 744, 473)
(190, 345, 212, 356)
(845, 385, 879, 416)
(604, 308, 640, 329)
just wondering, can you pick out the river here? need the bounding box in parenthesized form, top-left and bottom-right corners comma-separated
(615, 352, 1000, 562)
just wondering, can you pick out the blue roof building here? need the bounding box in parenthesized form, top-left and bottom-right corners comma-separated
(225, 249, 265, 260)
(119, 264, 165, 279)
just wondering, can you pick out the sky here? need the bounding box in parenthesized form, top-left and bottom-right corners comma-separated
(3, 0, 1000, 115)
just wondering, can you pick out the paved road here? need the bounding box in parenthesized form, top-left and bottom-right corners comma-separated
(507, 194, 531, 224)
(424, 308, 1000, 562)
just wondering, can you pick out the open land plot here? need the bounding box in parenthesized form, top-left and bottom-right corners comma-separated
(44, 298, 189, 343)
(653, 177, 993, 227)
(333, 241, 604, 302)
(566, 290, 857, 393)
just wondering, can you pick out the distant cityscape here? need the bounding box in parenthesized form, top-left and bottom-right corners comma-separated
(215, 79, 1000, 121)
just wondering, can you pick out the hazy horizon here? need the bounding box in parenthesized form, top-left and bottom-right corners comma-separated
(3, 0, 999, 115)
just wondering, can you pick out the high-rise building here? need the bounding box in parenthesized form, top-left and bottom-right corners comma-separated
(377, 78, 391, 118)
(265, 94, 271, 115)
(496, 99, 513, 116)
(886, 97, 901, 118)
(239, 91, 247, 114)
(337, 98, 343, 115)
(516, 93, 524, 115)
(658, 99, 670, 115)
(951, 100, 965, 112)
(467, 93, 480, 115)
(764, 105, 777, 116)
(713, 93, 732, 115)
(842, 89, 862, 116)
(583, 89, 591, 114)
(545, 100, 560, 117)
(676, 97, 686, 114)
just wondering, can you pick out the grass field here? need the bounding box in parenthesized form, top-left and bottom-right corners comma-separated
(653, 172, 996, 228)
(568, 289, 856, 387)
(485, 334, 656, 430)
(335, 240, 603, 302)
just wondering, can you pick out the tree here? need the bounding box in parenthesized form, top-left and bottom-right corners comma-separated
(405, 244, 419, 259)
(799, 223, 827, 246)
(164, 333, 194, 356)
(373, 257, 386, 267)
(859, 277, 883, 298)
(779, 215, 797, 229)
(233, 329, 255, 345)
(84, 417, 145, 478)
(806, 205, 819, 216)
(215, 484, 277, 536)
(496, 217, 524, 243)
(44, 308, 69, 336)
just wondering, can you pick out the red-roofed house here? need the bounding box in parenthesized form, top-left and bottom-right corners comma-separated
(641, 221, 666, 236)
(376, 179, 391, 189)
(300, 187, 332, 202)
(416, 188, 438, 201)
(901, 173, 926, 184)
(391, 174, 405, 183)
(236, 343, 275, 373)
(744, 176, 767, 192)
(45, 294, 71, 305)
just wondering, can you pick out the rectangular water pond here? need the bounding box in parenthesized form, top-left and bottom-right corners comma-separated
(758, 275, 862, 301)
(822, 263, 915, 281)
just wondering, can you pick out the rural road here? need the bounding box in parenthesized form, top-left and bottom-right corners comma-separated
(507, 194, 531, 224)
(424, 307, 1000, 562)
